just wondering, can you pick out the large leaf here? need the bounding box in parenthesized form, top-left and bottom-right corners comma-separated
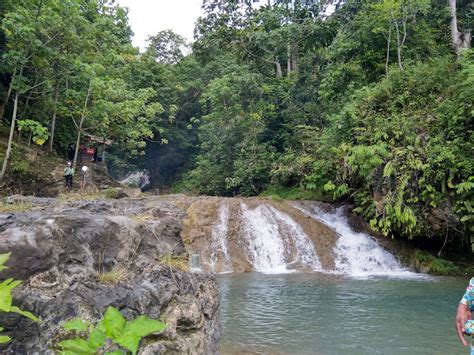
(63, 319, 90, 332)
(10, 306, 39, 322)
(0, 279, 21, 311)
(113, 333, 140, 355)
(114, 316, 166, 355)
(0, 253, 11, 270)
(57, 338, 95, 354)
(124, 316, 166, 337)
(103, 307, 125, 339)
(0, 335, 11, 344)
(88, 323, 106, 349)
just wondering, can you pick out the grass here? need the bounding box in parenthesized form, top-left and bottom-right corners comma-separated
(0, 200, 33, 212)
(97, 265, 131, 285)
(158, 253, 189, 272)
(260, 186, 333, 201)
(129, 213, 155, 224)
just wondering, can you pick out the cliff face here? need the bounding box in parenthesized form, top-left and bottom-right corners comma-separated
(0, 196, 220, 354)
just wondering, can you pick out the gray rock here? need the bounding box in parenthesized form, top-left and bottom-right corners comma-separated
(0, 197, 220, 354)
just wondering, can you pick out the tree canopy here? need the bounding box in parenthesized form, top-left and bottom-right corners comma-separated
(0, 0, 472, 253)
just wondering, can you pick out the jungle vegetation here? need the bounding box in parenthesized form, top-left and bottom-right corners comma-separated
(0, 0, 472, 253)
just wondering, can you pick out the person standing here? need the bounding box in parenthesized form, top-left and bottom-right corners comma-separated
(67, 143, 75, 161)
(64, 161, 74, 189)
(456, 278, 474, 347)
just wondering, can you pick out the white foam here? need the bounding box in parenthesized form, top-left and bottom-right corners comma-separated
(240, 203, 322, 273)
(209, 203, 233, 273)
(296, 204, 425, 279)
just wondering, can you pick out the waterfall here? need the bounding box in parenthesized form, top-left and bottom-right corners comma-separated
(240, 203, 322, 273)
(297, 204, 415, 277)
(209, 203, 232, 273)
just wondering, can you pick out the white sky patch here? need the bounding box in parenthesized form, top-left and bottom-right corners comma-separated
(116, 0, 204, 51)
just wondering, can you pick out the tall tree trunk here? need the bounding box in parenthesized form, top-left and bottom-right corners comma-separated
(291, 40, 298, 75)
(287, 43, 292, 77)
(0, 69, 16, 122)
(49, 86, 59, 152)
(73, 81, 92, 169)
(449, 0, 462, 56)
(275, 59, 282, 78)
(449, 0, 472, 56)
(0, 92, 19, 181)
(393, 18, 404, 71)
(386, 25, 392, 78)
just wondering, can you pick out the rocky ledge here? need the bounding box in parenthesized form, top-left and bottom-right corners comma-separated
(0, 196, 220, 354)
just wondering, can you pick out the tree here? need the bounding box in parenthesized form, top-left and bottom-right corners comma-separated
(145, 30, 189, 64)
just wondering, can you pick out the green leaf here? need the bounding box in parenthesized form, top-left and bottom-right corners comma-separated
(0, 279, 20, 311)
(105, 351, 123, 355)
(113, 333, 140, 355)
(88, 323, 106, 349)
(0, 253, 11, 268)
(57, 338, 95, 354)
(113, 316, 166, 355)
(63, 319, 90, 332)
(123, 316, 166, 338)
(9, 306, 39, 322)
(0, 335, 11, 344)
(103, 307, 126, 339)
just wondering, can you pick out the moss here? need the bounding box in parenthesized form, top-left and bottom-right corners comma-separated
(260, 186, 333, 202)
(414, 250, 462, 276)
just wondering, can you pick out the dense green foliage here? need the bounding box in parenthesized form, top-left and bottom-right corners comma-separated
(1, 0, 472, 252)
(176, 0, 472, 253)
(0, 253, 39, 344)
(58, 306, 166, 355)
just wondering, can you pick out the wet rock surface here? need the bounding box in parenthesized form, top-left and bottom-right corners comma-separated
(0, 196, 220, 354)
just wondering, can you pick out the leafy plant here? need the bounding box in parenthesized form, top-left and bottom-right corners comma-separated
(16, 120, 49, 146)
(58, 306, 166, 355)
(0, 253, 39, 344)
(104, 188, 119, 199)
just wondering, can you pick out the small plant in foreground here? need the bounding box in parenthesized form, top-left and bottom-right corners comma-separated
(104, 187, 119, 199)
(0, 200, 33, 213)
(158, 253, 189, 271)
(58, 306, 166, 355)
(0, 253, 39, 344)
(97, 265, 131, 285)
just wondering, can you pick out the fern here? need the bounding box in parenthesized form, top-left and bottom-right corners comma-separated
(0, 253, 39, 344)
(58, 306, 166, 355)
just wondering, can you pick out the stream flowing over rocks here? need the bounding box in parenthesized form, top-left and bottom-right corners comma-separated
(0, 194, 418, 353)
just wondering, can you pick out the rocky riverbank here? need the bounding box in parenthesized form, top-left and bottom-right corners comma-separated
(0, 195, 220, 354)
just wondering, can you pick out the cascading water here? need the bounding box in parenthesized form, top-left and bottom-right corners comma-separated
(240, 203, 322, 273)
(119, 170, 150, 190)
(209, 203, 232, 273)
(296, 204, 415, 277)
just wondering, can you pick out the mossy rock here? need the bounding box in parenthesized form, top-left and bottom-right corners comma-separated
(414, 250, 462, 275)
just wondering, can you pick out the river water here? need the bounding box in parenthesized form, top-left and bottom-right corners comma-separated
(217, 273, 470, 354)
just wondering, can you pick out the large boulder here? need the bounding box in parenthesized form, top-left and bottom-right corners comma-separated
(0, 197, 220, 354)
